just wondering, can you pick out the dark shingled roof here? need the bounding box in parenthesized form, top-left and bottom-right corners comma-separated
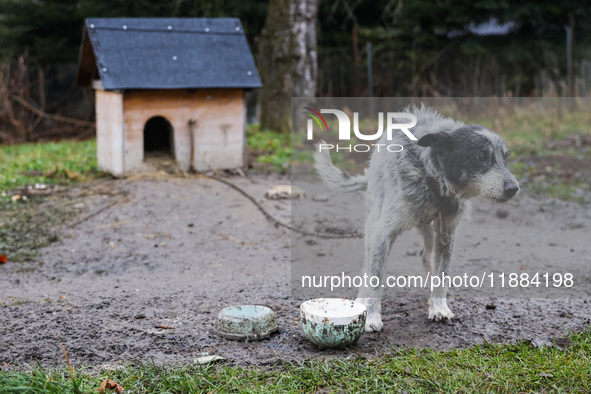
(77, 17, 262, 90)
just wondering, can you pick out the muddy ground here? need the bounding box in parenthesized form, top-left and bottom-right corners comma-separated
(1, 172, 590, 370)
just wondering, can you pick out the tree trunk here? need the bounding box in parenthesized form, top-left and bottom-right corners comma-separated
(257, 0, 318, 134)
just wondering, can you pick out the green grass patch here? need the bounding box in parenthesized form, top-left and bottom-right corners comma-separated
(0, 140, 100, 198)
(247, 125, 291, 172)
(465, 109, 591, 158)
(1, 329, 590, 392)
(528, 180, 589, 202)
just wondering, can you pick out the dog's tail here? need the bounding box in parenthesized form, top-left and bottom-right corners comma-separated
(313, 142, 368, 192)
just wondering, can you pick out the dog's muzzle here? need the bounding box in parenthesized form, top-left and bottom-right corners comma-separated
(503, 180, 519, 200)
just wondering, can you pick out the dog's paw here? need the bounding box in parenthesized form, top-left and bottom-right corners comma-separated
(355, 298, 383, 331)
(428, 298, 454, 322)
(364, 313, 384, 332)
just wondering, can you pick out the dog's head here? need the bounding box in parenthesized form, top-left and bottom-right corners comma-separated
(418, 125, 519, 202)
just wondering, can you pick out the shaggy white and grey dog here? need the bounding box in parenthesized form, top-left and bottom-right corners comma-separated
(314, 105, 519, 332)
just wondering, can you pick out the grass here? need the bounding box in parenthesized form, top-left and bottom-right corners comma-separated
(466, 109, 591, 158)
(0, 140, 100, 199)
(0, 329, 589, 392)
(247, 124, 291, 172)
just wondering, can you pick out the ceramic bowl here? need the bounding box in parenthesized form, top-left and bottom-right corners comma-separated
(300, 298, 366, 348)
(214, 305, 278, 340)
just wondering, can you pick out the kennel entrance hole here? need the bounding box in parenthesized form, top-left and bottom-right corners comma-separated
(143, 116, 174, 158)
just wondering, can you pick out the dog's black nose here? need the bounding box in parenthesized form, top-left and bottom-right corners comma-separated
(504, 183, 519, 199)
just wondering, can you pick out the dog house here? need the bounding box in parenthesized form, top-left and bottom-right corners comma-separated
(76, 18, 261, 175)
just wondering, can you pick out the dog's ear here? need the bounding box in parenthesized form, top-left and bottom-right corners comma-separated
(417, 132, 453, 151)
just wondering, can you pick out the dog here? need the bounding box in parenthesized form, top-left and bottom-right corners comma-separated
(314, 104, 519, 332)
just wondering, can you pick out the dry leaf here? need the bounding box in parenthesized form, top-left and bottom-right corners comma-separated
(265, 185, 306, 199)
(155, 325, 175, 330)
(60, 295, 67, 299)
(0, 254, 7, 264)
(99, 378, 124, 393)
(195, 355, 225, 364)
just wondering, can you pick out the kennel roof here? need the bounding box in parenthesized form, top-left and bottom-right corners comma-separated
(76, 17, 262, 90)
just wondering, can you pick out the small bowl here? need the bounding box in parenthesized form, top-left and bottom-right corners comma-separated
(300, 298, 366, 349)
(214, 305, 278, 341)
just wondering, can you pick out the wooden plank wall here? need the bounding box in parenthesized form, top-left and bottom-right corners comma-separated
(122, 89, 245, 172)
(95, 89, 124, 176)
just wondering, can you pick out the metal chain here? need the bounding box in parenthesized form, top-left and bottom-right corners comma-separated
(201, 172, 364, 239)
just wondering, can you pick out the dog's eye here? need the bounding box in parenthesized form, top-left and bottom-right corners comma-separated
(477, 151, 488, 162)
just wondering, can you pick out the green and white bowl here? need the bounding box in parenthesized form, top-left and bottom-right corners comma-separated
(300, 298, 366, 349)
(214, 305, 278, 341)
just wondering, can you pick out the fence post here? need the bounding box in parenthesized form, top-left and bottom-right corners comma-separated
(565, 14, 575, 97)
(367, 41, 374, 116)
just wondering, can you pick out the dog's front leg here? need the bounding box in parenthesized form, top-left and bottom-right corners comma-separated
(356, 224, 396, 332)
(418, 223, 434, 274)
(428, 216, 458, 322)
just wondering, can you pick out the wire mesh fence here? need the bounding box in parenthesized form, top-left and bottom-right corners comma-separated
(317, 39, 591, 99)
